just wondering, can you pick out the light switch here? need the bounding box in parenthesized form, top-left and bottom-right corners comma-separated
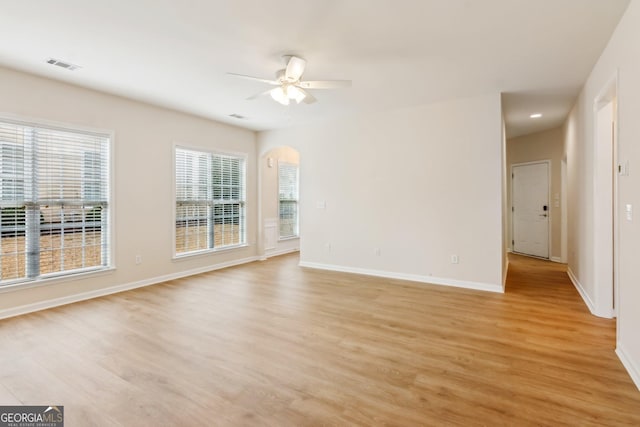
(316, 201, 326, 209)
(626, 204, 633, 221)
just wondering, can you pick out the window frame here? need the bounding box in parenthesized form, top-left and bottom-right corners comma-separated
(278, 161, 299, 240)
(172, 144, 248, 259)
(0, 113, 115, 291)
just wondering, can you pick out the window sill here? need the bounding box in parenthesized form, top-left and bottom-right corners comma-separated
(278, 236, 300, 242)
(0, 266, 116, 294)
(172, 243, 250, 261)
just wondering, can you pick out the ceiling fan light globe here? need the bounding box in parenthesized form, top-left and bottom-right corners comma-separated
(270, 87, 290, 105)
(287, 85, 306, 103)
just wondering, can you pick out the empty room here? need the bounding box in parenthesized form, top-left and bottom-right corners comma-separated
(1, 0, 640, 425)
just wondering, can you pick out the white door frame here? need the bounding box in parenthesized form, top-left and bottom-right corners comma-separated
(592, 72, 619, 319)
(560, 158, 568, 263)
(510, 159, 552, 259)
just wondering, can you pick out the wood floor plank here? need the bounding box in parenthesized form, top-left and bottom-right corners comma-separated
(0, 253, 639, 426)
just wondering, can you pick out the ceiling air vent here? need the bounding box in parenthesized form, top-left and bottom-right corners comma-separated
(229, 114, 246, 119)
(46, 58, 81, 71)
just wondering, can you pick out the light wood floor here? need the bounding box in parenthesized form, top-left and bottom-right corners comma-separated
(1, 254, 639, 426)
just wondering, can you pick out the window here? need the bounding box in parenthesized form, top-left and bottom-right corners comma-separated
(175, 147, 246, 255)
(278, 162, 299, 238)
(0, 119, 110, 285)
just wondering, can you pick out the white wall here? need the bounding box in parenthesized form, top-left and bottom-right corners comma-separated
(564, 0, 640, 389)
(507, 127, 564, 260)
(259, 146, 300, 258)
(0, 66, 258, 316)
(259, 94, 504, 291)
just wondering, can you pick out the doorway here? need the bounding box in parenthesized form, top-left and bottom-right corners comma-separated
(593, 75, 618, 318)
(259, 146, 301, 259)
(512, 161, 550, 259)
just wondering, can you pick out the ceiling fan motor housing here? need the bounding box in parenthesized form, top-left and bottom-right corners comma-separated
(275, 69, 287, 82)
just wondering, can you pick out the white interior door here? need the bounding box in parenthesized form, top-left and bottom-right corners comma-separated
(512, 162, 549, 258)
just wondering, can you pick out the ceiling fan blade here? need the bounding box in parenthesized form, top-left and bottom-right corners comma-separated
(227, 73, 279, 85)
(246, 89, 273, 100)
(285, 56, 307, 81)
(298, 80, 352, 89)
(301, 89, 317, 104)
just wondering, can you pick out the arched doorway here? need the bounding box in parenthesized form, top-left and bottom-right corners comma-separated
(259, 146, 300, 259)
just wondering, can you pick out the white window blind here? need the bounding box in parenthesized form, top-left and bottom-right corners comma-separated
(278, 162, 299, 238)
(0, 119, 110, 285)
(175, 147, 246, 255)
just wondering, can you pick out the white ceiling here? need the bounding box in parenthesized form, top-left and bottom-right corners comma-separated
(0, 0, 630, 138)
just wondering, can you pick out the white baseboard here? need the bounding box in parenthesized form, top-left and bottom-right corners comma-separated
(550, 256, 564, 263)
(0, 256, 259, 320)
(567, 267, 614, 318)
(264, 247, 299, 259)
(502, 258, 510, 290)
(298, 261, 503, 293)
(567, 267, 596, 315)
(616, 344, 640, 391)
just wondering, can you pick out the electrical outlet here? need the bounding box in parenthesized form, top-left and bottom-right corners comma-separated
(451, 255, 459, 264)
(374, 248, 381, 256)
(135, 255, 142, 265)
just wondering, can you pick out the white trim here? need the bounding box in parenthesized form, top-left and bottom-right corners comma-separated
(0, 112, 114, 137)
(109, 126, 117, 279)
(299, 261, 503, 293)
(263, 218, 278, 251)
(550, 256, 563, 263)
(592, 71, 619, 321)
(0, 266, 115, 294)
(264, 247, 299, 259)
(502, 257, 510, 289)
(173, 141, 250, 162)
(567, 267, 596, 315)
(171, 143, 178, 260)
(560, 159, 568, 263)
(616, 344, 640, 391)
(172, 243, 250, 261)
(0, 256, 259, 320)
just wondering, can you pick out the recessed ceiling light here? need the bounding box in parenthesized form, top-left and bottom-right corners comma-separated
(229, 113, 246, 119)
(530, 113, 542, 119)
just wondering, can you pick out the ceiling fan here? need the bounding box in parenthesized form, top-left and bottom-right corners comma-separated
(228, 55, 351, 105)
